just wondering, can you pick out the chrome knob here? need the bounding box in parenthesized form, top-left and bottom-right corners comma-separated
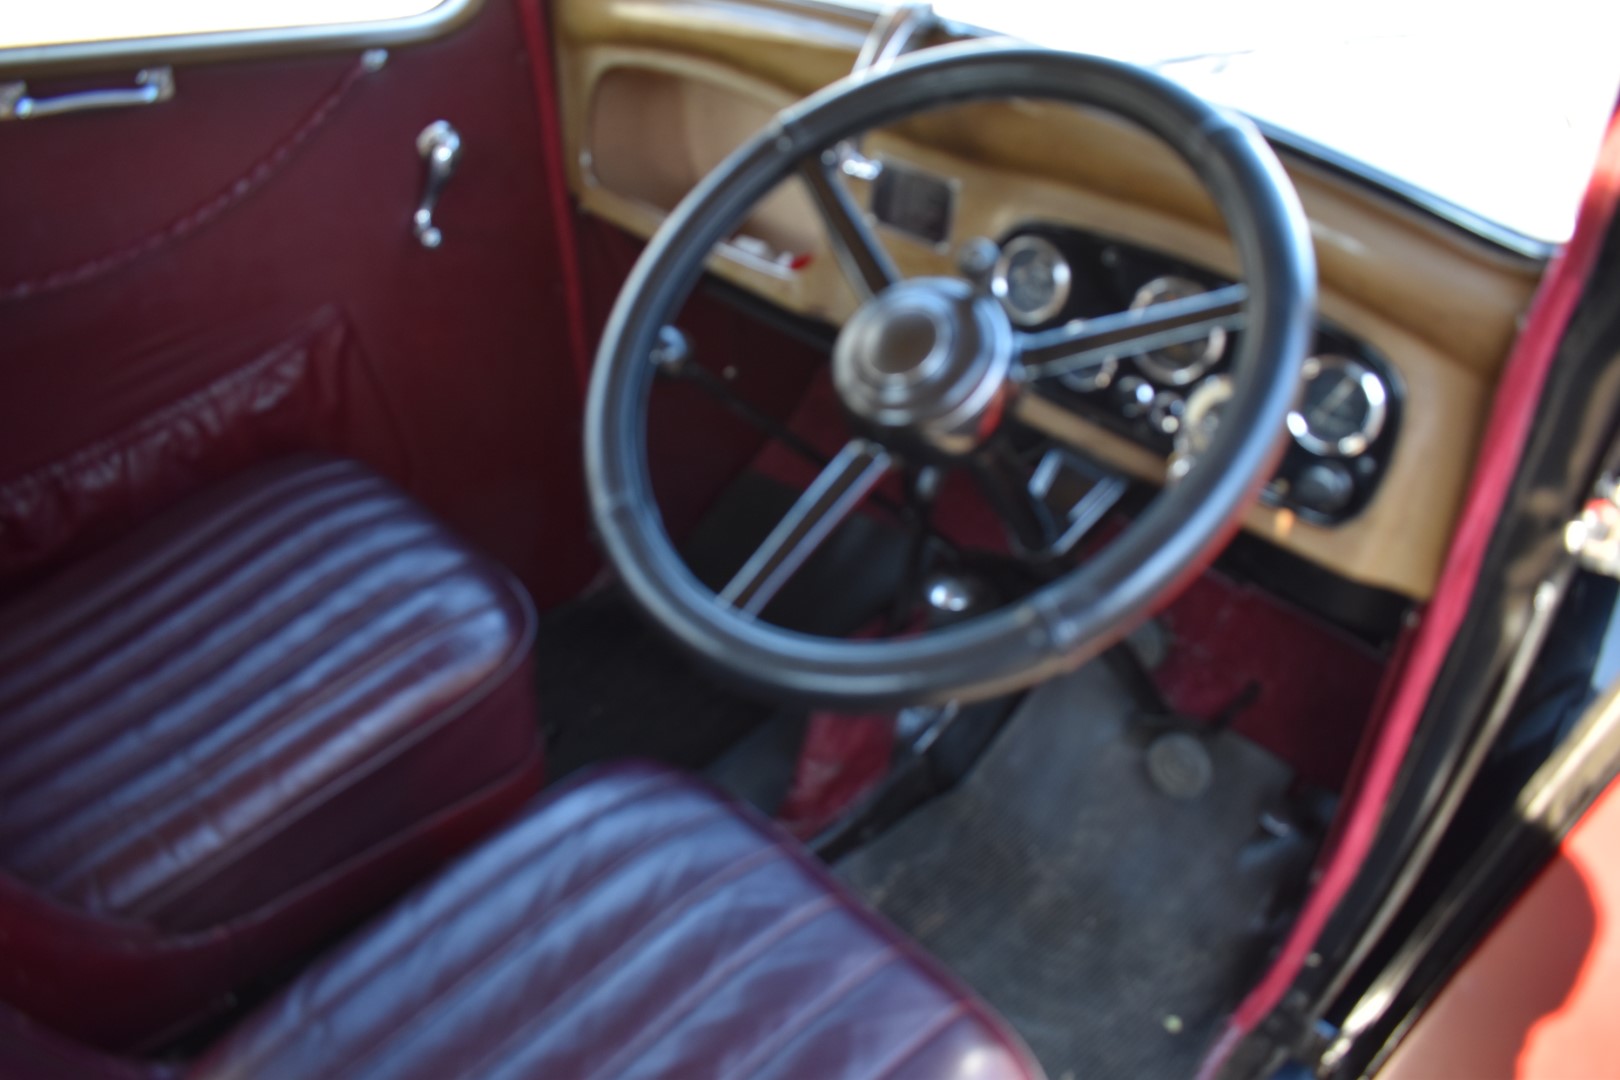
(955, 237, 1001, 292)
(1149, 391, 1186, 435)
(1116, 375, 1155, 419)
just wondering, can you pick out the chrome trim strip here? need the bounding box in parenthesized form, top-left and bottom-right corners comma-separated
(0, 0, 485, 76)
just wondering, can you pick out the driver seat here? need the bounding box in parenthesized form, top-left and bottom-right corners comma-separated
(1, 762, 1043, 1078)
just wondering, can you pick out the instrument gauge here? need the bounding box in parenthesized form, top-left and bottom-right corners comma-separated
(1288, 354, 1388, 458)
(1128, 275, 1227, 386)
(991, 236, 1071, 327)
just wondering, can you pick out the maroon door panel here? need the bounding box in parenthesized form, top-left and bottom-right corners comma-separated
(576, 218, 829, 544)
(0, 0, 597, 606)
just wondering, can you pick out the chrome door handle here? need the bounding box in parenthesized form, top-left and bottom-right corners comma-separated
(413, 120, 462, 249)
(0, 67, 175, 122)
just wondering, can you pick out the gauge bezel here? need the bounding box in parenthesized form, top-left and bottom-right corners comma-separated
(1058, 354, 1118, 393)
(1128, 274, 1228, 385)
(990, 234, 1072, 326)
(1287, 353, 1388, 458)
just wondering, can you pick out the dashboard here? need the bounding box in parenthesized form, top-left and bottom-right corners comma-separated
(554, 0, 1546, 602)
(977, 225, 1402, 525)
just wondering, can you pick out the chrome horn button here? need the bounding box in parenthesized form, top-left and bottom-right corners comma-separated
(864, 304, 951, 386)
(831, 277, 1016, 457)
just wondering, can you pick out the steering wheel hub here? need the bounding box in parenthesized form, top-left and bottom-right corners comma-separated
(832, 277, 1016, 457)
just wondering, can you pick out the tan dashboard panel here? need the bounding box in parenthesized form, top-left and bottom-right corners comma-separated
(587, 65, 822, 257)
(555, 0, 1544, 601)
(559, 0, 870, 98)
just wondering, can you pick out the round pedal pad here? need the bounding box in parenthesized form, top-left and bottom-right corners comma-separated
(1145, 730, 1214, 801)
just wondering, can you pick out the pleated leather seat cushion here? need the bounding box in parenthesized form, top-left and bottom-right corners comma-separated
(0, 455, 543, 1050)
(0, 765, 1042, 1079)
(188, 762, 1044, 1080)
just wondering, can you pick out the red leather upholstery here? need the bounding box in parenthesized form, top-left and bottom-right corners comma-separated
(186, 762, 1042, 1079)
(0, 1007, 177, 1080)
(0, 764, 1040, 1078)
(0, 456, 543, 1050)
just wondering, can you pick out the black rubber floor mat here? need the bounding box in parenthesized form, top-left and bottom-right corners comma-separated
(836, 662, 1313, 1080)
(532, 587, 773, 779)
(703, 710, 808, 816)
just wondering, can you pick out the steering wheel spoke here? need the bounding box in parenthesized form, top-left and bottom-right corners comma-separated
(799, 151, 901, 301)
(1020, 283, 1248, 381)
(719, 439, 894, 616)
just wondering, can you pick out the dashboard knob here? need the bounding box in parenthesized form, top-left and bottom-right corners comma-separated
(1293, 461, 1355, 516)
(1115, 375, 1154, 419)
(956, 237, 1001, 291)
(1149, 391, 1185, 435)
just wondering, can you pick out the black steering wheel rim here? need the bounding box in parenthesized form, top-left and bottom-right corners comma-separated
(586, 41, 1316, 708)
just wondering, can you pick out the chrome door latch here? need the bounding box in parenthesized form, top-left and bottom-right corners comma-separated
(1, 67, 175, 122)
(413, 120, 462, 249)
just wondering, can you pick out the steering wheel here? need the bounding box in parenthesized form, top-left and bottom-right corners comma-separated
(586, 40, 1315, 708)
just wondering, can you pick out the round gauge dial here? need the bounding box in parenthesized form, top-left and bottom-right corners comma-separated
(991, 235, 1072, 327)
(1128, 275, 1228, 386)
(1287, 354, 1388, 458)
